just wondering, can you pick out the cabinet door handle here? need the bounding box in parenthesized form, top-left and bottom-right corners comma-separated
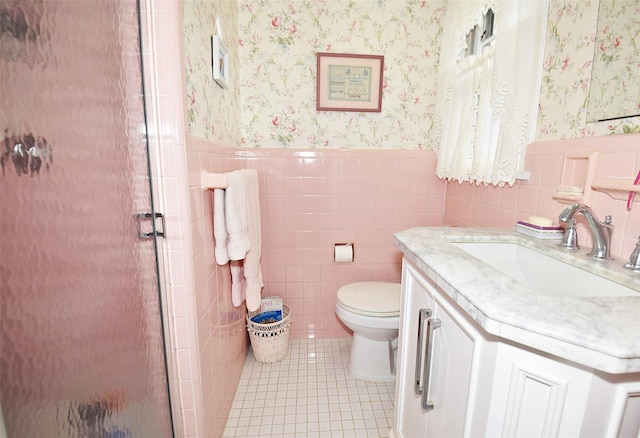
(421, 316, 441, 411)
(414, 308, 432, 396)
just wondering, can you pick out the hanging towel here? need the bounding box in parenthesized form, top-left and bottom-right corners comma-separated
(212, 169, 263, 311)
(225, 171, 252, 260)
(213, 189, 229, 265)
(238, 169, 263, 311)
(229, 260, 245, 308)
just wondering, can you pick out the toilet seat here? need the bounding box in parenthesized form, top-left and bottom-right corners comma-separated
(336, 282, 401, 317)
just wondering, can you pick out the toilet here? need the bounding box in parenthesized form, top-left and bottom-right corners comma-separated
(335, 281, 401, 382)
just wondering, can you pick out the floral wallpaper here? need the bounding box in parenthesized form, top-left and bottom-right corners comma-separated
(238, 0, 446, 149)
(584, 0, 640, 124)
(537, 0, 599, 138)
(537, 0, 640, 139)
(182, 0, 640, 149)
(537, 0, 640, 140)
(183, 0, 240, 144)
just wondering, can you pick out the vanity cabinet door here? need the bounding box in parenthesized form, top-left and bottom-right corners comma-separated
(393, 260, 474, 437)
(393, 266, 431, 436)
(427, 294, 475, 436)
(485, 341, 595, 437)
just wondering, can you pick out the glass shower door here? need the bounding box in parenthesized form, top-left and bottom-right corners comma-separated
(0, 0, 173, 436)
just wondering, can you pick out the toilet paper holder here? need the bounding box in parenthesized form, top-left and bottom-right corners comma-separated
(334, 243, 354, 263)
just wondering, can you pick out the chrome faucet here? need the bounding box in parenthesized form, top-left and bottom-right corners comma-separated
(558, 203, 613, 260)
(624, 237, 640, 271)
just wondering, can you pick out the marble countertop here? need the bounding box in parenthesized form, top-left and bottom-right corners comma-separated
(394, 227, 640, 374)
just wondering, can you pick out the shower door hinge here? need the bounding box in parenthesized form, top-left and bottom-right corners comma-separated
(135, 212, 165, 239)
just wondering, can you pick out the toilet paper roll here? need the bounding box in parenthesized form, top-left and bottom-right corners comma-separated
(334, 244, 354, 263)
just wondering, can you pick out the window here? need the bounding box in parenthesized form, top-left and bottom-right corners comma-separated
(462, 8, 494, 58)
(481, 8, 495, 46)
(432, 1, 548, 187)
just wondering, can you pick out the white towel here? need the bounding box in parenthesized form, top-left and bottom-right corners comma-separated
(212, 169, 263, 311)
(225, 171, 251, 260)
(213, 189, 229, 265)
(230, 260, 245, 308)
(238, 170, 263, 311)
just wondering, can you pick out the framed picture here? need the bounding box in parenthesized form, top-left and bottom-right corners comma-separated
(211, 35, 229, 89)
(316, 52, 384, 112)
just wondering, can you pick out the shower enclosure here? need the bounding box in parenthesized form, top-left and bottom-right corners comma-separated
(1, 0, 174, 435)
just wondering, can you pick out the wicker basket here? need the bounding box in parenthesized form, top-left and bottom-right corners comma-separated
(246, 304, 292, 364)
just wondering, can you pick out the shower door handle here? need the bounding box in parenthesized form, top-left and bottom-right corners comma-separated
(135, 212, 165, 239)
(414, 308, 441, 412)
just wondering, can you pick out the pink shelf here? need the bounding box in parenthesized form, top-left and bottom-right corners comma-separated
(591, 178, 640, 201)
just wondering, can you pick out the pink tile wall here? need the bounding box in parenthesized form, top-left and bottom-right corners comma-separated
(244, 148, 445, 338)
(444, 134, 640, 261)
(186, 139, 248, 438)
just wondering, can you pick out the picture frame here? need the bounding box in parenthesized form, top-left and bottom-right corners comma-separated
(211, 35, 229, 89)
(316, 52, 384, 112)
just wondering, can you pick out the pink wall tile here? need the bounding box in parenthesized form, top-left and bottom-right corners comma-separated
(516, 184, 540, 215)
(539, 154, 564, 187)
(444, 134, 640, 262)
(499, 185, 519, 210)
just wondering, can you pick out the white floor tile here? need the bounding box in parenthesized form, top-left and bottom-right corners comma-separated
(223, 338, 395, 438)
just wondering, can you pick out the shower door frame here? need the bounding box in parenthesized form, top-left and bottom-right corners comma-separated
(138, 1, 203, 436)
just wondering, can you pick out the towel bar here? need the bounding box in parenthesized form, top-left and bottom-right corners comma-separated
(201, 170, 229, 189)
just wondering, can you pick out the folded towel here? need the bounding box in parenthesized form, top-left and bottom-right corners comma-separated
(212, 169, 263, 311)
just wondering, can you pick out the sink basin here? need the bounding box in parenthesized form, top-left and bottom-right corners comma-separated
(452, 242, 638, 298)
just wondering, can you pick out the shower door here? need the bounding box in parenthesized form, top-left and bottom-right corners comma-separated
(0, 0, 174, 436)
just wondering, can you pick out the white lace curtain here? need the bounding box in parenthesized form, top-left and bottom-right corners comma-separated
(433, 0, 548, 187)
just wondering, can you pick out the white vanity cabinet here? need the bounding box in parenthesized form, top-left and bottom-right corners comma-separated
(393, 259, 490, 437)
(392, 251, 640, 438)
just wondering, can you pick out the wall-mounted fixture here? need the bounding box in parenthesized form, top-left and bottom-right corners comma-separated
(211, 35, 229, 89)
(552, 151, 599, 205)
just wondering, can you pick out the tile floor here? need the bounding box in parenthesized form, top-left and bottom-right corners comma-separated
(222, 337, 396, 438)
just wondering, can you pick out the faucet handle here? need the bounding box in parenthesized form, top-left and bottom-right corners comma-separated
(562, 218, 580, 250)
(624, 237, 640, 271)
(604, 215, 612, 225)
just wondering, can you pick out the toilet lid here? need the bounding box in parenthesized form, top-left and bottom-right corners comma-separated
(337, 282, 401, 317)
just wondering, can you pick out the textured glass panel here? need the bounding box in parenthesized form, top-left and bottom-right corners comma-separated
(0, 1, 173, 436)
